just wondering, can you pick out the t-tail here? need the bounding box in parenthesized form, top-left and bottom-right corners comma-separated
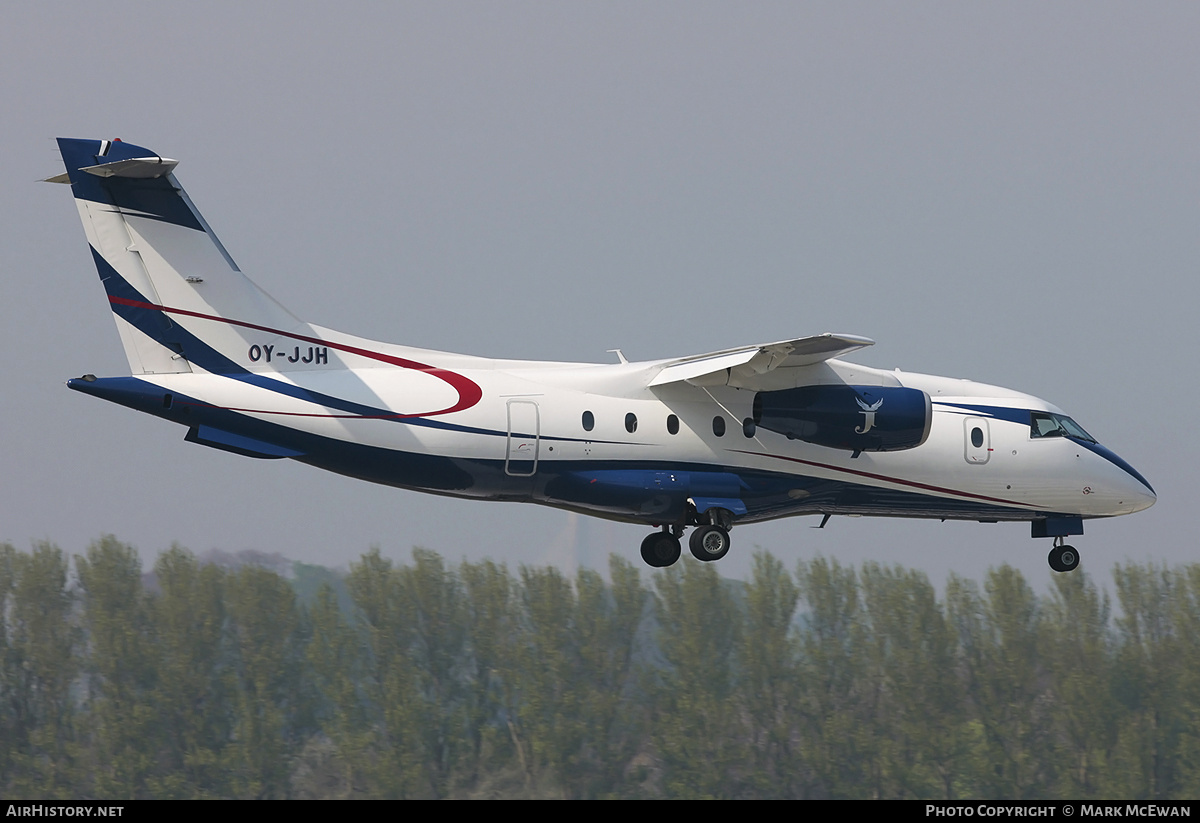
(51, 138, 313, 376)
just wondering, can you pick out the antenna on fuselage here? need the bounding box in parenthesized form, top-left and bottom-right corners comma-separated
(607, 349, 628, 364)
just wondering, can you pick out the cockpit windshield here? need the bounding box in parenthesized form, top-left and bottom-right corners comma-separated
(1030, 411, 1096, 442)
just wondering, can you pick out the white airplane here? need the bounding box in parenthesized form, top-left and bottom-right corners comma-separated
(48, 138, 1155, 572)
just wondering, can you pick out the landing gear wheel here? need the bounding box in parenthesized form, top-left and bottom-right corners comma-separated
(641, 531, 682, 568)
(1048, 544, 1080, 573)
(689, 526, 731, 562)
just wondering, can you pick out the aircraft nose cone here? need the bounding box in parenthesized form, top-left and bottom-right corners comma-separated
(1122, 472, 1156, 514)
(1075, 439, 1155, 516)
(1098, 444, 1155, 514)
(1111, 457, 1155, 514)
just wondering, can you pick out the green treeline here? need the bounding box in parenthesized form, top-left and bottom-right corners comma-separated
(1, 538, 1198, 799)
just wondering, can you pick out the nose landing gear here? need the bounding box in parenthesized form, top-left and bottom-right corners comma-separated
(1048, 537, 1080, 573)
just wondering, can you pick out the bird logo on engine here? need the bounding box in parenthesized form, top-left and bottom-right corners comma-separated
(855, 397, 884, 434)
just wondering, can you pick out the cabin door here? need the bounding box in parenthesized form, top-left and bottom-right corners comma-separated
(964, 417, 991, 465)
(505, 399, 541, 476)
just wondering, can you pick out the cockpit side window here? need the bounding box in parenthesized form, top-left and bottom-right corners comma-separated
(1030, 412, 1062, 438)
(1030, 411, 1095, 442)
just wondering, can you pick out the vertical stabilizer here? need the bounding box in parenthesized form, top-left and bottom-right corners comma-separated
(55, 138, 311, 375)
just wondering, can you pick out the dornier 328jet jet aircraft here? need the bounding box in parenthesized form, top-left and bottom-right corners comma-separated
(48, 138, 1156, 572)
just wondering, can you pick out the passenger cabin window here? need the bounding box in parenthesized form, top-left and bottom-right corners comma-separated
(1030, 411, 1095, 442)
(582, 410, 594, 432)
(971, 426, 984, 448)
(712, 416, 726, 437)
(667, 414, 679, 435)
(625, 413, 638, 434)
(743, 417, 756, 438)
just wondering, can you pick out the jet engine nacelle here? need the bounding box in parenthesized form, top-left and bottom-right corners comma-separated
(752, 385, 932, 452)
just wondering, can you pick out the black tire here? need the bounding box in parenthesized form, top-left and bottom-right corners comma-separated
(688, 526, 731, 562)
(1048, 544, 1080, 573)
(641, 532, 681, 568)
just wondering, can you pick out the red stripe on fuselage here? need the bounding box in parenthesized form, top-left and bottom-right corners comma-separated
(108, 295, 483, 417)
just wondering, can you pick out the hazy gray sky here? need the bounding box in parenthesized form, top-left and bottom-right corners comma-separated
(2, 2, 1195, 586)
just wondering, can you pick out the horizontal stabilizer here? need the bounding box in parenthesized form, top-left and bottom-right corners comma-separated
(81, 155, 179, 179)
(649, 333, 874, 387)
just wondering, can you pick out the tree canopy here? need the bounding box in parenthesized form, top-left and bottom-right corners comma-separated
(0, 538, 1196, 799)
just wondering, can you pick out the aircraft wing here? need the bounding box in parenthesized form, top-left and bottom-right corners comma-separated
(648, 333, 874, 387)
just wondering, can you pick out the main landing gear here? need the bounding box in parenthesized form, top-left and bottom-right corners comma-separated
(640, 527, 682, 568)
(689, 525, 731, 562)
(1047, 537, 1081, 573)
(639, 508, 733, 568)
